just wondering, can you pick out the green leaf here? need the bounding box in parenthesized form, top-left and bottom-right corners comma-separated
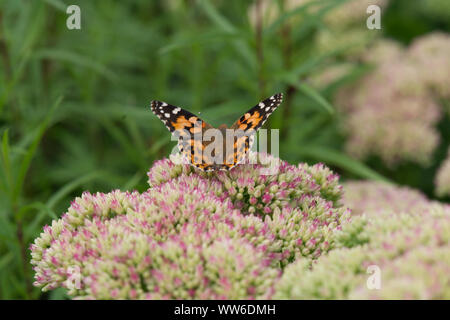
(159, 30, 236, 55)
(24, 204, 57, 239)
(46, 171, 104, 210)
(100, 119, 145, 168)
(122, 171, 144, 191)
(276, 46, 355, 82)
(124, 119, 146, 159)
(34, 49, 118, 82)
(49, 287, 70, 300)
(296, 146, 390, 182)
(292, 0, 348, 41)
(13, 95, 63, 208)
(9, 275, 27, 298)
(197, 0, 237, 34)
(42, 0, 67, 11)
(0, 52, 31, 115)
(285, 77, 335, 114)
(264, 0, 322, 36)
(0, 252, 14, 272)
(0, 213, 15, 242)
(147, 138, 170, 157)
(1, 130, 13, 193)
(323, 64, 373, 94)
(293, 114, 331, 142)
(16, 202, 52, 222)
(0, 252, 14, 271)
(196, 0, 256, 70)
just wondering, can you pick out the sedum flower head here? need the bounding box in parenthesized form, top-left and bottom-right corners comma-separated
(336, 33, 449, 166)
(268, 197, 351, 266)
(274, 182, 450, 299)
(408, 32, 450, 98)
(82, 233, 280, 300)
(31, 189, 279, 299)
(362, 39, 404, 64)
(342, 180, 430, 216)
(148, 152, 344, 213)
(348, 246, 450, 299)
(31, 152, 349, 299)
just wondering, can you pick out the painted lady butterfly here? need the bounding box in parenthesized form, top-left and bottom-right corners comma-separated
(150, 93, 283, 171)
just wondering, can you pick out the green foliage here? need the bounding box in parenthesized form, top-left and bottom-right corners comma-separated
(0, 0, 447, 299)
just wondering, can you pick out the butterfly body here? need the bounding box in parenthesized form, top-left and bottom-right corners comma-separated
(150, 93, 283, 171)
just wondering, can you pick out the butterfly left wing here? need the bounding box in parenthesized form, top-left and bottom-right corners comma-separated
(230, 93, 283, 164)
(151, 100, 212, 134)
(150, 100, 213, 169)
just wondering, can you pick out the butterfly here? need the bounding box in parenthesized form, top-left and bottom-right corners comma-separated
(150, 93, 283, 171)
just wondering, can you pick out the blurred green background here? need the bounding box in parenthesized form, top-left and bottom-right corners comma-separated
(0, 0, 449, 299)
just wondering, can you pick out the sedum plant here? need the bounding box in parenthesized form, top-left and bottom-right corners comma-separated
(275, 181, 450, 299)
(336, 33, 450, 167)
(31, 152, 350, 299)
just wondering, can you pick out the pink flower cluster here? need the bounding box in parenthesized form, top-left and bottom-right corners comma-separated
(275, 181, 450, 299)
(342, 180, 430, 216)
(317, 0, 390, 59)
(31, 152, 350, 299)
(336, 33, 450, 166)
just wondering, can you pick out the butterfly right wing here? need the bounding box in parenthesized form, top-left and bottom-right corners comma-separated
(151, 100, 213, 168)
(230, 93, 283, 165)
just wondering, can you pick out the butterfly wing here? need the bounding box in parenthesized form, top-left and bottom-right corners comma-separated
(230, 93, 283, 164)
(151, 100, 213, 170)
(151, 100, 212, 133)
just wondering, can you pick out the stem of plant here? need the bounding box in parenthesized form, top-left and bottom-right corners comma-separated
(16, 219, 33, 299)
(280, 10, 295, 140)
(255, 0, 266, 98)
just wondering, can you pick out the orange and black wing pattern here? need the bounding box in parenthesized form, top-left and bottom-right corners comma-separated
(151, 100, 212, 169)
(230, 93, 283, 164)
(231, 93, 283, 133)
